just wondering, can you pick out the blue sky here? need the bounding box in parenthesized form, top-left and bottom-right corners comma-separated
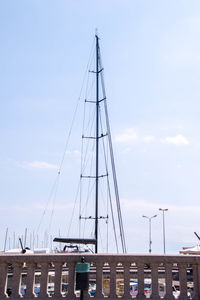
(1, 0, 200, 253)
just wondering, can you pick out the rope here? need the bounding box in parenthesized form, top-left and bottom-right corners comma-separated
(99, 51, 127, 253)
(48, 175, 60, 232)
(35, 38, 95, 238)
(35, 174, 60, 234)
(99, 108, 119, 253)
(66, 179, 81, 237)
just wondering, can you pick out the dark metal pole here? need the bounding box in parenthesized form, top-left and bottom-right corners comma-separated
(80, 290, 83, 300)
(95, 34, 99, 253)
(162, 211, 165, 254)
(3, 228, 8, 252)
(159, 208, 168, 254)
(149, 218, 151, 254)
(143, 215, 157, 254)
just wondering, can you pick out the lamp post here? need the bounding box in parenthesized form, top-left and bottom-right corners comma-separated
(142, 215, 157, 254)
(159, 208, 168, 254)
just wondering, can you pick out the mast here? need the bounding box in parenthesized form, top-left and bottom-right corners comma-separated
(95, 34, 99, 253)
(54, 34, 127, 254)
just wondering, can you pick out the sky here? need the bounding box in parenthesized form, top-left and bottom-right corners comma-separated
(1, 0, 200, 254)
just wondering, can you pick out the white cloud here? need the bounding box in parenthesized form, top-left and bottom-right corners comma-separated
(115, 128, 137, 143)
(0, 202, 74, 212)
(121, 198, 158, 211)
(34, 203, 74, 210)
(121, 198, 200, 215)
(66, 150, 81, 156)
(115, 128, 189, 148)
(143, 135, 155, 143)
(161, 134, 189, 145)
(20, 160, 58, 170)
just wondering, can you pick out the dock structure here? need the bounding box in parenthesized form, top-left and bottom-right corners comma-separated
(0, 253, 199, 299)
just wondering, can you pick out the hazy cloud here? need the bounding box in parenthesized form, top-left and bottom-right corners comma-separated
(20, 161, 58, 170)
(121, 198, 200, 215)
(160, 134, 189, 145)
(66, 150, 81, 156)
(34, 203, 74, 210)
(115, 128, 137, 143)
(143, 135, 155, 143)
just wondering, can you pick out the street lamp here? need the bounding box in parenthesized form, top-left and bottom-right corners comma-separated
(142, 215, 157, 254)
(159, 208, 168, 254)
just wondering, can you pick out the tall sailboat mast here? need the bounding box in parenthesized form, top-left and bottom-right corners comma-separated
(53, 34, 127, 254)
(95, 34, 99, 254)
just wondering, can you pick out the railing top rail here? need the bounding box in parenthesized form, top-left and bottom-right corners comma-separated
(0, 253, 200, 264)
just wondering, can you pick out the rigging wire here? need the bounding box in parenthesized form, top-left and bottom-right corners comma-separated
(99, 50, 127, 253)
(106, 133, 109, 253)
(82, 180, 95, 238)
(79, 92, 96, 238)
(98, 226, 104, 253)
(78, 37, 124, 252)
(99, 107, 119, 253)
(79, 100, 85, 238)
(35, 174, 60, 234)
(36, 35, 126, 254)
(57, 38, 95, 176)
(66, 179, 81, 237)
(81, 137, 96, 238)
(80, 147, 97, 238)
(48, 175, 60, 232)
(68, 39, 96, 238)
(35, 37, 96, 239)
(81, 106, 96, 175)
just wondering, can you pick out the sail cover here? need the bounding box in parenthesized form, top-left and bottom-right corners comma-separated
(53, 237, 96, 245)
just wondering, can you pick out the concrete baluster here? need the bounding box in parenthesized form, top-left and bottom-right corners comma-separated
(150, 263, 159, 300)
(123, 262, 131, 299)
(197, 263, 200, 298)
(26, 263, 35, 298)
(10, 262, 22, 299)
(198, 263, 200, 285)
(0, 253, 200, 300)
(136, 262, 145, 300)
(66, 262, 76, 300)
(0, 263, 8, 299)
(192, 264, 200, 300)
(179, 263, 189, 300)
(39, 263, 49, 299)
(95, 262, 103, 299)
(164, 263, 173, 300)
(54, 262, 63, 298)
(109, 262, 116, 299)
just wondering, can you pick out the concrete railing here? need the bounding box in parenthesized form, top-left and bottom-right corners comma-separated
(0, 253, 199, 299)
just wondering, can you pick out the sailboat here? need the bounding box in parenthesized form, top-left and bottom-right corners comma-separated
(53, 34, 126, 254)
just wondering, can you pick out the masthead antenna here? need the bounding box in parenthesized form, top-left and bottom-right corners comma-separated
(95, 28, 100, 39)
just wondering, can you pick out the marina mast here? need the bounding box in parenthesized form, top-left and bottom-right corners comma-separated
(54, 34, 126, 254)
(95, 34, 100, 254)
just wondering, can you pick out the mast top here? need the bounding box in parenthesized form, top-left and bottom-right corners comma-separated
(95, 28, 99, 39)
